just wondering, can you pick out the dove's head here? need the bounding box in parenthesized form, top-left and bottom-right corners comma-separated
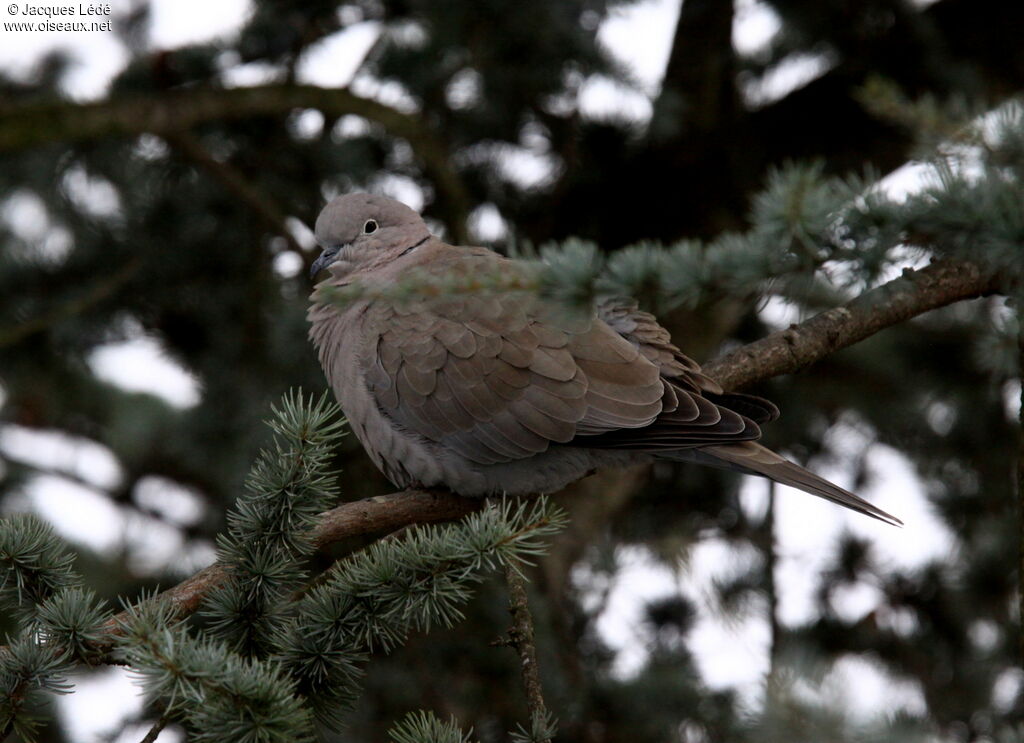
(311, 193, 431, 279)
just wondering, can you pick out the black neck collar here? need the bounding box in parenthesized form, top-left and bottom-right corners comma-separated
(399, 234, 431, 257)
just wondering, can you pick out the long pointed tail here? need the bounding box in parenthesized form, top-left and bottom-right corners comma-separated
(666, 441, 902, 526)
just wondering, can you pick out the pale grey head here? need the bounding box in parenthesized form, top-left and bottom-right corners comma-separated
(310, 193, 432, 279)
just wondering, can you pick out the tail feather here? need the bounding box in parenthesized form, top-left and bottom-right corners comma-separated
(665, 441, 902, 526)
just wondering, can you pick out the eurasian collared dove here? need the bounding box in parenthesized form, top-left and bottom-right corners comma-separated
(308, 193, 900, 525)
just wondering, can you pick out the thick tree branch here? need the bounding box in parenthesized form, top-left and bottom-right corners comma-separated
(0, 84, 470, 243)
(650, 0, 736, 142)
(703, 259, 998, 391)
(92, 490, 481, 653)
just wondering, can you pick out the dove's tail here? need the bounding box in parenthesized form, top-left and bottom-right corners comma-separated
(658, 441, 902, 526)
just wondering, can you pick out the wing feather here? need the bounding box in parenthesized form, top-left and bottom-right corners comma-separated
(365, 250, 775, 467)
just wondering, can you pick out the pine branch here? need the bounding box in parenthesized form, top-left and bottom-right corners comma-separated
(0, 514, 113, 738)
(0, 635, 74, 740)
(279, 497, 568, 726)
(115, 599, 316, 743)
(202, 390, 346, 654)
(90, 490, 485, 656)
(388, 711, 474, 743)
(34, 588, 112, 664)
(509, 711, 558, 743)
(0, 514, 79, 612)
(703, 258, 998, 391)
(3, 492, 565, 736)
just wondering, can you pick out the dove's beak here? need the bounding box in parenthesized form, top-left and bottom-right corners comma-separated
(310, 245, 342, 280)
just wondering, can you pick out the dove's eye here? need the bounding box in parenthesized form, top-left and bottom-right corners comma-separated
(363, 219, 379, 235)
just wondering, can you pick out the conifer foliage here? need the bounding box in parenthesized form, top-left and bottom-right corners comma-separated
(1, 393, 568, 740)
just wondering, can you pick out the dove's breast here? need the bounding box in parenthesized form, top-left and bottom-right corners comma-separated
(309, 298, 489, 491)
(309, 296, 635, 495)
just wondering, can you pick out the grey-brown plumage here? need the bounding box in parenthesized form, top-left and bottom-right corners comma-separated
(307, 193, 900, 525)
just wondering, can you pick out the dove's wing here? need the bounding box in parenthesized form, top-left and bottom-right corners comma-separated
(362, 249, 763, 466)
(597, 298, 780, 424)
(591, 298, 901, 525)
(364, 291, 650, 465)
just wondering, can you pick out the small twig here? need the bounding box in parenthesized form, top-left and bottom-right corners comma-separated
(503, 560, 550, 734)
(139, 714, 169, 743)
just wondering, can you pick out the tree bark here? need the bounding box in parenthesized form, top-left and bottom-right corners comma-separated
(503, 562, 551, 737)
(650, 0, 736, 142)
(704, 259, 998, 391)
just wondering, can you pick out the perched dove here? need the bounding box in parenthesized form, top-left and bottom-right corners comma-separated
(308, 193, 899, 525)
